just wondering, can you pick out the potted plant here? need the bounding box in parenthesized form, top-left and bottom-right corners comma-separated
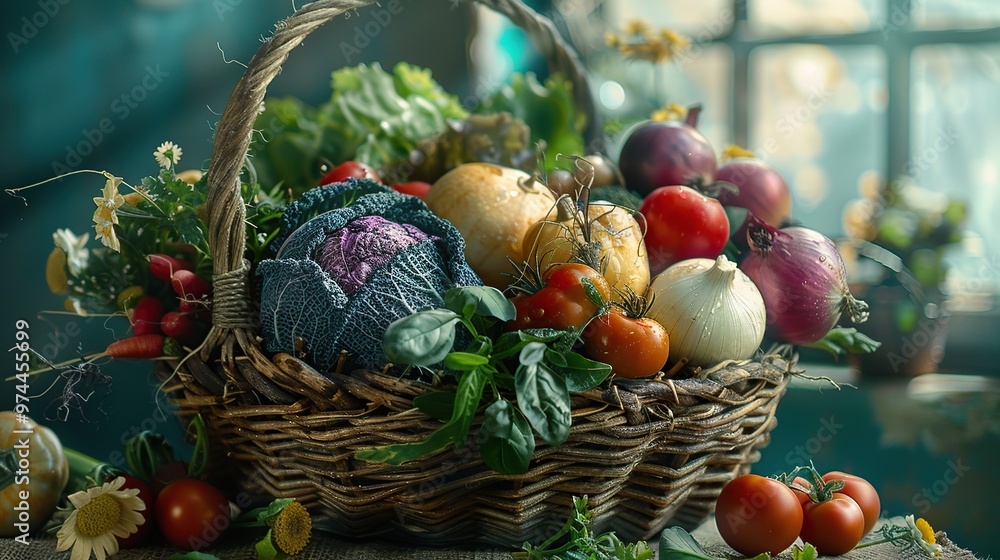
(841, 176, 967, 376)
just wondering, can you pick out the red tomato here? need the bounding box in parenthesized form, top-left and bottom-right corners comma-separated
(149, 459, 187, 497)
(800, 493, 866, 556)
(716, 474, 804, 556)
(508, 263, 612, 332)
(639, 185, 730, 274)
(580, 307, 669, 378)
(155, 479, 230, 551)
(823, 471, 881, 536)
(111, 475, 155, 549)
(791, 476, 812, 506)
(391, 181, 432, 198)
(318, 161, 382, 185)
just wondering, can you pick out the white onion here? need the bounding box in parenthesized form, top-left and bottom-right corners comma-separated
(646, 255, 767, 368)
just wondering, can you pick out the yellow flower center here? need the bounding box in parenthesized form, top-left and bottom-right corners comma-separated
(75, 494, 122, 538)
(916, 518, 937, 545)
(273, 501, 312, 555)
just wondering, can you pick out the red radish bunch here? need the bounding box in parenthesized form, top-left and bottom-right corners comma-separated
(104, 255, 213, 359)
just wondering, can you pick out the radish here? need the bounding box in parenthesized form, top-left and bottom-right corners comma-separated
(170, 270, 211, 302)
(161, 312, 206, 346)
(129, 296, 164, 336)
(148, 254, 193, 282)
(106, 334, 165, 359)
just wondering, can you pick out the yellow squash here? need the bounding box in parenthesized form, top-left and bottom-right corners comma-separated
(425, 163, 557, 289)
(523, 198, 650, 301)
(0, 412, 69, 536)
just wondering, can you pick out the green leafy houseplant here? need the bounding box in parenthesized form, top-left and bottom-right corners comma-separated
(842, 178, 966, 375)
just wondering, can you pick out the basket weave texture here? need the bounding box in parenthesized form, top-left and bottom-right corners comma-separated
(161, 0, 795, 546)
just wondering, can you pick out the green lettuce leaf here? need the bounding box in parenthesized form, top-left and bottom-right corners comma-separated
(476, 72, 587, 170)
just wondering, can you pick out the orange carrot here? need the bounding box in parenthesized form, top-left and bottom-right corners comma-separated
(106, 334, 165, 359)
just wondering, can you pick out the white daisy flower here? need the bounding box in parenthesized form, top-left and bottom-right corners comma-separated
(56, 476, 146, 560)
(153, 141, 183, 169)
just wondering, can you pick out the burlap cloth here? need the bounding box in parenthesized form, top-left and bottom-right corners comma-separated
(0, 518, 978, 559)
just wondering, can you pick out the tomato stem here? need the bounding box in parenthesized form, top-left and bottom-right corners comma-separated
(775, 463, 845, 503)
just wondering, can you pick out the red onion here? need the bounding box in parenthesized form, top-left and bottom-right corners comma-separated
(618, 107, 718, 196)
(716, 157, 791, 231)
(740, 217, 869, 345)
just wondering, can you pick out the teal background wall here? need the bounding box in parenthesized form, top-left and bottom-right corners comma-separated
(0, 0, 470, 473)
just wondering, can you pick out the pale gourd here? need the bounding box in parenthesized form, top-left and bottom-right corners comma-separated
(425, 163, 557, 289)
(0, 412, 69, 536)
(523, 199, 650, 301)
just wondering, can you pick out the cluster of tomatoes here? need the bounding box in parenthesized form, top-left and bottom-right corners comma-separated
(715, 467, 881, 557)
(505, 262, 671, 378)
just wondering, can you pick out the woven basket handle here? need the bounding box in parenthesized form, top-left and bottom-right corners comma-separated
(205, 0, 598, 320)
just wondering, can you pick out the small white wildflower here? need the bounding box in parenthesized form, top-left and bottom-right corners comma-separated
(153, 141, 183, 169)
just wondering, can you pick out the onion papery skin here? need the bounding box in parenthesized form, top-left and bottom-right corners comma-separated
(646, 256, 766, 368)
(740, 219, 868, 345)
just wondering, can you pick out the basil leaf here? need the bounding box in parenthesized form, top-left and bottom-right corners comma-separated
(356, 368, 486, 464)
(492, 331, 525, 360)
(382, 309, 460, 366)
(451, 367, 489, 446)
(519, 328, 567, 343)
(478, 399, 535, 474)
(553, 351, 613, 392)
(354, 422, 459, 465)
(519, 341, 547, 366)
(444, 352, 490, 371)
(792, 543, 818, 560)
(544, 348, 568, 368)
(515, 363, 571, 446)
(412, 391, 456, 422)
(581, 277, 606, 310)
(464, 335, 493, 356)
(444, 285, 516, 321)
(657, 527, 718, 560)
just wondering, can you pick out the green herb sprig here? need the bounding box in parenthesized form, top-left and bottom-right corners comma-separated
(356, 285, 612, 474)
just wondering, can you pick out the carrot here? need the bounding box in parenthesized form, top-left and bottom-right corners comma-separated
(129, 296, 164, 336)
(170, 270, 211, 301)
(106, 334, 165, 359)
(148, 254, 194, 282)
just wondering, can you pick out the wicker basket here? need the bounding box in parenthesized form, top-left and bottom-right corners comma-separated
(160, 0, 794, 547)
